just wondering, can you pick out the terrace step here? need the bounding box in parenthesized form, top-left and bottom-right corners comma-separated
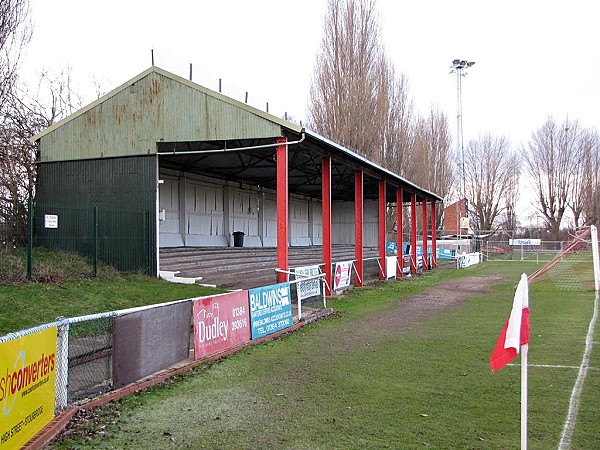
(159, 246, 381, 290)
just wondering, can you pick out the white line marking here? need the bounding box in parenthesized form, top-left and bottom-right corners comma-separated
(508, 364, 600, 371)
(558, 291, 599, 450)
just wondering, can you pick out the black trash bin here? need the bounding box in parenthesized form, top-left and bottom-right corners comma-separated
(233, 231, 245, 247)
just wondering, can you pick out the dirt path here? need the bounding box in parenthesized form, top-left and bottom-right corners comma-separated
(334, 275, 503, 347)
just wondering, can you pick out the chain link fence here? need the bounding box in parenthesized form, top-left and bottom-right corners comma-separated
(65, 314, 114, 405)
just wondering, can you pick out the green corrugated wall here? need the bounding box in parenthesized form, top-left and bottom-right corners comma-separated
(35, 156, 157, 274)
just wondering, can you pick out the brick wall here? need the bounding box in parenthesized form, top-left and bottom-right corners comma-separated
(443, 199, 468, 236)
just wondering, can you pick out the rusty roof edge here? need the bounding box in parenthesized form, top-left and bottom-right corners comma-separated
(31, 66, 304, 143)
(303, 129, 443, 202)
(31, 67, 156, 143)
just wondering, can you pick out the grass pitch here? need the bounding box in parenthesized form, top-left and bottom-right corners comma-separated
(49, 261, 599, 449)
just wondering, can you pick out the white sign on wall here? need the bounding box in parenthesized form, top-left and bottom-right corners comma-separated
(44, 214, 58, 229)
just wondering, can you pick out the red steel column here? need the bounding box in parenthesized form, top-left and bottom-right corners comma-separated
(276, 137, 288, 283)
(354, 171, 364, 287)
(410, 192, 417, 274)
(422, 197, 428, 271)
(378, 180, 386, 280)
(431, 200, 437, 268)
(396, 188, 403, 277)
(322, 156, 332, 295)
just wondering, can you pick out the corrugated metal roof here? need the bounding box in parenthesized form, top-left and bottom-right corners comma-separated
(303, 130, 443, 202)
(33, 67, 303, 162)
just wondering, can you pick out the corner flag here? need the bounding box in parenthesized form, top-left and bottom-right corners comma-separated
(490, 273, 530, 372)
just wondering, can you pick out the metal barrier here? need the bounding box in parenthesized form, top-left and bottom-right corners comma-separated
(278, 267, 326, 320)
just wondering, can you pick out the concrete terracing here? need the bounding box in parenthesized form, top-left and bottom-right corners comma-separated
(159, 245, 381, 289)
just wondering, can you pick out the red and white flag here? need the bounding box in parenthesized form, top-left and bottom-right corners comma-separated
(490, 273, 530, 372)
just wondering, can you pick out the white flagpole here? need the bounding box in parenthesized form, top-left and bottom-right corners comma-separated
(521, 342, 528, 450)
(591, 225, 599, 292)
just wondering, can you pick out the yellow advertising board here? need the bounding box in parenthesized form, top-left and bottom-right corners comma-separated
(0, 327, 57, 449)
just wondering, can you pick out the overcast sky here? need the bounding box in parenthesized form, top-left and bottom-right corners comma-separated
(20, 0, 600, 221)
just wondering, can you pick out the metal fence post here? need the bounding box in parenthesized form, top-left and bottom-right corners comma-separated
(144, 210, 149, 275)
(93, 206, 99, 277)
(27, 195, 33, 279)
(55, 319, 70, 411)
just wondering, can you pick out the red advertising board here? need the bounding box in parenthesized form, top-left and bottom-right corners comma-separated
(193, 291, 251, 359)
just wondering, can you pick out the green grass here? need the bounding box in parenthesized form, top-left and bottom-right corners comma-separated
(0, 248, 223, 334)
(571, 291, 600, 448)
(48, 260, 599, 449)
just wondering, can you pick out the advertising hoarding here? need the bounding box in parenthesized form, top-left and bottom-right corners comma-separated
(333, 261, 353, 291)
(295, 265, 321, 301)
(0, 327, 57, 450)
(248, 283, 293, 339)
(386, 256, 397, 279)
(193, 291, 251, 359)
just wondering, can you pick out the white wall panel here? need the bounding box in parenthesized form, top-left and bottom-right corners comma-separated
(290, 198, 310, 246)
(186, 183, 225, 241)
(159, 169, 379, 248)
(331, 200, 378, 247)
(231, 189, 259, 236)
(263, 195, 277, 238)
(311, 202, 323, 244)
(158, 178, 182, 247)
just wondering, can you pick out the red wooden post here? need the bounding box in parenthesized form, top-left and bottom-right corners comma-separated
(397, 188, 403, 277)
(410, 192, 417, 274)
(322, 156, 332, 295)
(378, 180, 386, 280)
(422, 197, 428, 271)
(354, 171, 364, 287)
(276, 137, 288, 283)
(431, 200, 437, 268)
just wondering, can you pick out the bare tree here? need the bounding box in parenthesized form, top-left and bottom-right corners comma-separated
(0, 0, 31, 112)
(309, 0, 427, 243)
(464, 133, 520, 232)
(569, 127, 599, 227)
(308, 0, 388, 163)
(579, 129, 600, 226)
(408, 106, 453, 227)
(524, 117, 578, 239)
(0, 69, 82, 244)
(413, 107, 453, 195)
(382, 67, 416, 175)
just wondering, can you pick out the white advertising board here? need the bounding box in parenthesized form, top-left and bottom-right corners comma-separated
(333, 261, 353, 291)
(457, 252, 482, 268)
(386, 256, 397, 279)
(295, 265, 321, 301)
